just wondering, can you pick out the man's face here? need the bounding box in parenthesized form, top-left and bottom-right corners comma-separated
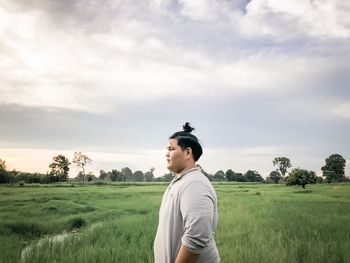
(166, 139, 187, 174)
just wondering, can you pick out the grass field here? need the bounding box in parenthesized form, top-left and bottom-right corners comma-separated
(0, 183, 349, 263)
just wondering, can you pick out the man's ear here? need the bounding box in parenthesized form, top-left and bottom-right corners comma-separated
(186, 147, 193, 159)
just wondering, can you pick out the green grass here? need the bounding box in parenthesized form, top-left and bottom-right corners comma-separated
(0, 183, 349, 263)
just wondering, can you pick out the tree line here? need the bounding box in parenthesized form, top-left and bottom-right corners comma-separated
(205, 154, 347, 188)
(0, 153, 347, 188)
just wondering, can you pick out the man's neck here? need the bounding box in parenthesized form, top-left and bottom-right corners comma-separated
(177, 164, 197, 177)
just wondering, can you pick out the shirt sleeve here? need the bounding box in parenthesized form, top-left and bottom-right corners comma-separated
(180, 181, 215, 254)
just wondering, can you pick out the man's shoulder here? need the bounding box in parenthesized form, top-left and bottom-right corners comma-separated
(181, 170, 214, 191)
(182, 169, 206, 183)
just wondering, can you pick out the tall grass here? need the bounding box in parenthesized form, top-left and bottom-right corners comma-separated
(0, 183, 349, 263)
(216, 183, 350, 262)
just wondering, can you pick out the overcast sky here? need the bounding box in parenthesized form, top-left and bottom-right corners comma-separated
(0, 0, 349, 178)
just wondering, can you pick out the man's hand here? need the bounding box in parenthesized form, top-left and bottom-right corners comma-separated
(174, 244, 200, 263)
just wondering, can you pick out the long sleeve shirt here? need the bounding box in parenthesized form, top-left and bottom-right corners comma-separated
(154, 167, 220, 263)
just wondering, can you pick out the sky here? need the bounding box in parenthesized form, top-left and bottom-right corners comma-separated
(0, 0, 349, 178)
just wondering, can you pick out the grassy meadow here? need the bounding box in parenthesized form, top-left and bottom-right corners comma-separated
(0, 182, 349, 263)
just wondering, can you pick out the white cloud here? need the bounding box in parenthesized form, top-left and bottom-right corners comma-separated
(331, 103, 350, 120)
(179, 0, 222, 21)
(1, 0, 349, 115)
(241, 0, 350, 38)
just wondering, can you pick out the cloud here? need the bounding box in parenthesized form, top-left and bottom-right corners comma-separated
(240, 0, 350, 38)
(1, 0, 349, 114)
(331, 103, 350, 120)
(178, 0, 222, 21)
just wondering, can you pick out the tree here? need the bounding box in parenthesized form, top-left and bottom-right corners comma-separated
(0, 158, 6, 171)
(86, 172, 96, 182)
(225, 169, 245, 181)
(99, 170, 109, 180)
(225, 170, 246, 182)
(0, 158, 9, 184)
(133, 170, 144, 182)
(212, 170, 225, 181)
(145, 167, 155, 182)
(162, 173, 175, 182)
(72, 152, 92, 182)
(244, 170, 263, 182)
(110, 169, 121, 182)
(316, 176, 324, 183)
(267, 171, 281, 184)
(272, 157, 292, 177)
(322, 170, 337, 184)
(49, 154, 71, 182)
(321, 154, 346, 183)
(285, 168, 316, 189)
(121, 167, 133, 182)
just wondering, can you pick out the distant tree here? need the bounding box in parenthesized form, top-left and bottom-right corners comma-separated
(267, 171, 281, 184)
(285, 168, 316, 188)
(133, 170, 144, 182)
(162, 173, 175, 182)
(316, 176, 324, 183)
(273, 157, 292, 177)
(225, 169, 238, 181)
(322, 170, 337, 184)
(0, 158, 6, 171)
(244, 170, 263, 182)
(72, 152, 92, 182)
(110, 169, 121, 182)
(321, 154, 346, 183)
(49, 154, 71, 182)
(145, 167, 155, 182)
(0, 158, 9, 184)
(74, 171, 85, 181)
(226, 170, 246, 182)
(99, 170, 109, 180)
(7, 170, 18, 184)
(211, 170, 224, 181)
(86, 172, 96, 182)
(121, 167, 133, 182)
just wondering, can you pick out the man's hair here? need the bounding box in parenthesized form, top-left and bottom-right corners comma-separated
(169, 122, 203, 161)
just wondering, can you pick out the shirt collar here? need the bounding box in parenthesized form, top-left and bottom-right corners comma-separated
(176, 165, 201, 180)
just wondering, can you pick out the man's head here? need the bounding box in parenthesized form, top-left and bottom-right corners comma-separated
(166, 122, 203, 173)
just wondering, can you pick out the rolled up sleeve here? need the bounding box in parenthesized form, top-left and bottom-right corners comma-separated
(180, 182, 215, 254)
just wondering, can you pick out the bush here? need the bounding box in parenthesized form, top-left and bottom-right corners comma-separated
(4, 222, 43, 238)
(68, 217, 86, 229)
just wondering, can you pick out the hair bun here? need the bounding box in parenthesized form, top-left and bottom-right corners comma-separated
(183, 122, 195, 133)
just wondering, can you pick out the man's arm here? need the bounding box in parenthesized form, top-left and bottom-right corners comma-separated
(174, 244, 200, 263)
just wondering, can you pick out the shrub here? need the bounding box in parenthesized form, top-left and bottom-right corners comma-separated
(68, 217, 86, 229)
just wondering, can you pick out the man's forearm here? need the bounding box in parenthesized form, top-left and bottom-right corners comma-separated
(174, 244, 200, 263)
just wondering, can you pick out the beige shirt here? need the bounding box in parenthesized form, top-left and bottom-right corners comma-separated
(154, 167, 220, 263)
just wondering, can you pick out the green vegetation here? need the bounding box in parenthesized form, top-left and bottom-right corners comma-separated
(0, 183, 349, 263)
(1, 154, 348, 185)
(49, 154, 71, 182)
(322, 154, 347, 183)
(285, 168, 317, 188)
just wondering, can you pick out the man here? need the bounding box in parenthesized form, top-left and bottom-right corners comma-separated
(154, 123, 220, 263)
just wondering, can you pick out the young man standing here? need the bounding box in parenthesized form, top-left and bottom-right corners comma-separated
(154, 123, 220, 263)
